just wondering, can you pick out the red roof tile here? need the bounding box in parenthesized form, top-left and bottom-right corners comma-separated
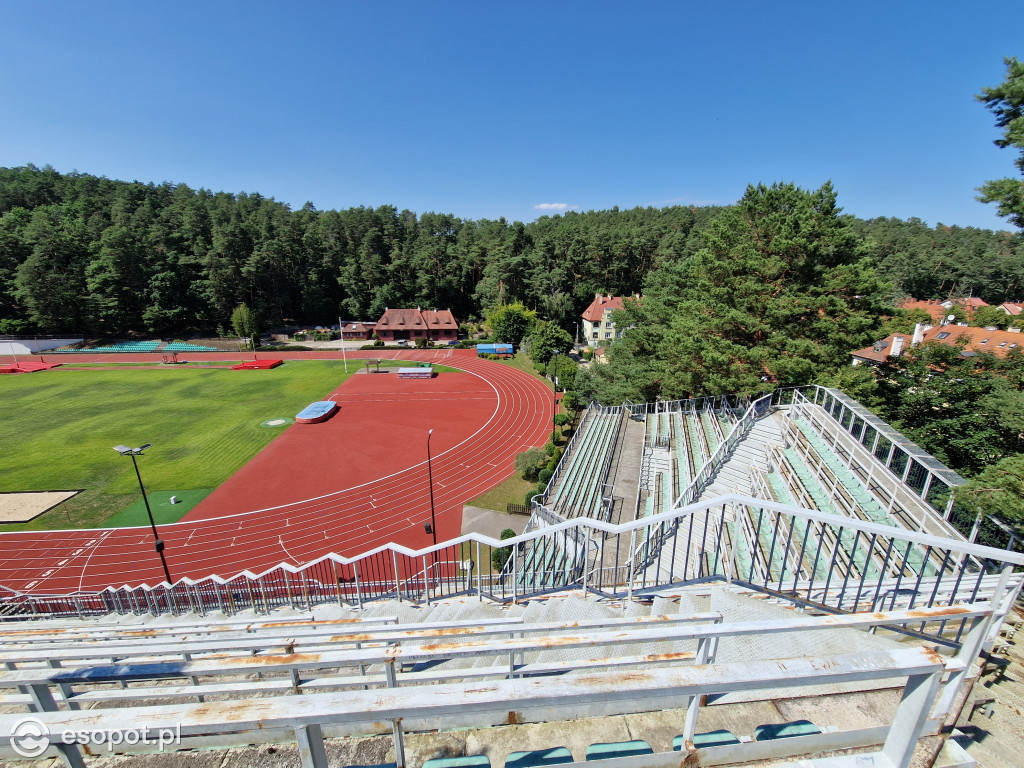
(581, 294, 639, 322)
(376, 308, 458, 329)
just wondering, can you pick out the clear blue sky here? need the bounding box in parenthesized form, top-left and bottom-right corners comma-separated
(1, 2, 1021, 230)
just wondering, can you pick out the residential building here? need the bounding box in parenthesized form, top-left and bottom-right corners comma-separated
(896, 297, 990, 324)
(339, 322, 376, 341)
(851, 323, 1022, 364)
(581, 293, 639, 344)
(374, 308, 459, 344)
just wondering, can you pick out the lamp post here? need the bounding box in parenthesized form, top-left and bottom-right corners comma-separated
(425, 429, 437, 547)
(552, 366, 561, 444)
(113, 444, 172, 584)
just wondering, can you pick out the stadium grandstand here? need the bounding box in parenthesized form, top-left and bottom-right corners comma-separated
(0, 386, 1021, 767)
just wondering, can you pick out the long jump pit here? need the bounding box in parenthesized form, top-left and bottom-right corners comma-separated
(0, 491, 80, 523)
(181, 369, 499, 548)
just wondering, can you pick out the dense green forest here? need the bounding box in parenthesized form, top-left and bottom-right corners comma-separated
(1, 165, 1022, 343)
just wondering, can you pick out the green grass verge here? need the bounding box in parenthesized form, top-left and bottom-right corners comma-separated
(496, 353, 552, 384)
(467, 474, 539, 512)
(0, 360, 354, 532)
(101, 488, 214, 528)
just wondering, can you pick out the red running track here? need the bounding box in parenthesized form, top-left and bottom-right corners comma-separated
(0, 349, 553, 595)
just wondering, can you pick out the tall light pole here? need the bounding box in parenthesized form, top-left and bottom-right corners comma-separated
(113, 444, 173, 584)
(425, 429, 437, 547)
(551, 353, 559, 444)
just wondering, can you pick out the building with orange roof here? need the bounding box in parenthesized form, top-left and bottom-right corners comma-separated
(895, 299, 948, 324)
(374, 308, 459, 344)
(999, 302, 1023, 317)
(852, 323, 1023, 365)
(896, 297, 990, 324)
(581, 293, 639, 345)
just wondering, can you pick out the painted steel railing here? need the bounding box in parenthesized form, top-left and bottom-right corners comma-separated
(4, 494, 1021, 651)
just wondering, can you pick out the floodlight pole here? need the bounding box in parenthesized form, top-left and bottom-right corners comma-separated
(426, 429, 437, 548)
(125, 449, 173, 584)
(551, 353, 559, 443)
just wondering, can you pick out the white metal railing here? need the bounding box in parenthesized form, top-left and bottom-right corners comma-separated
(6, 494, 1021, 653)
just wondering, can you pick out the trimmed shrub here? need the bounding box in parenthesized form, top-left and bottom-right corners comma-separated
(515, 447, 546, 482)
(538, 468, 554, 484)
(491, 528, 517, 572)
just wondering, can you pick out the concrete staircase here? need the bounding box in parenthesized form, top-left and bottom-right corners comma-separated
(697, 409, 786, 501)
(643, 411, 786, 583)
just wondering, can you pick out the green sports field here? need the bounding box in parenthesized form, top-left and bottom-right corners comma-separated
(0, 361, 355, 532)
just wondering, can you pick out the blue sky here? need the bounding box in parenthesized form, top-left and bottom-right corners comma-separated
(1, 2, 1021, 230)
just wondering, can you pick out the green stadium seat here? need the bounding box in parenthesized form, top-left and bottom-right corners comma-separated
(754, 720, 821, 741)
(423, 756, 490, 768)
(672, 730, 741, 750)
(585, 741, 654, 760)
(504, 747, 572, 768)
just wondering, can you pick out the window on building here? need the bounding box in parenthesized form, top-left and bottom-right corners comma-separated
(980, 339, 989, 344)
(605, 321, 613, 328)
(999, 342, 1008, 347)
(605, 332, 612, 338)
(936, 332, 950, 339)
(592, 331, 598, 339)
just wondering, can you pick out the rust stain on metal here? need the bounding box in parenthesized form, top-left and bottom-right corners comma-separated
(506, 711, 519, 725)
(904, 606, 969, 619)
(642, 652, 695, 662)
(922, 646, 946, 664)
(329, 626, 483, 642)
(261, 617, 362, 629)
(236, 652, 321, 665)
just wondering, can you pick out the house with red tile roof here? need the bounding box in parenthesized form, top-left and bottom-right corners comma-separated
(895, 299, 948, 325)
(340, 321, 376, 340)
(374, 308, 459, 344)
(581, 293, 639, 345)
(852, 324, 1023, 365)
(896, 297, 990, 324)
(999, 302, 1023, 317)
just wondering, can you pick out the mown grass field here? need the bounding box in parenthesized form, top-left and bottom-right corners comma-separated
(0, 361, 354, 532)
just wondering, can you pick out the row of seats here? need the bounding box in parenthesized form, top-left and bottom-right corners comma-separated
(403, 721, 821, 768)
(163, 342, 218, 351)
(516, 532, 579, 589)
(57, 341, 161, 353)
(776, 433, 934, 579)
(549, 411, 623, 519)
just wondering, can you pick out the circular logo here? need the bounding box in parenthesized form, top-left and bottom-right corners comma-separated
(11, 717, 49, 758)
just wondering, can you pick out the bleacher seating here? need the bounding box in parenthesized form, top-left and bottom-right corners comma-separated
(163, 342, 218, 352)
(54, 341, 161, 353)
(548, 410, 623, 520)
(772, 432, 936, 579)
(0, 597, 986, 767)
